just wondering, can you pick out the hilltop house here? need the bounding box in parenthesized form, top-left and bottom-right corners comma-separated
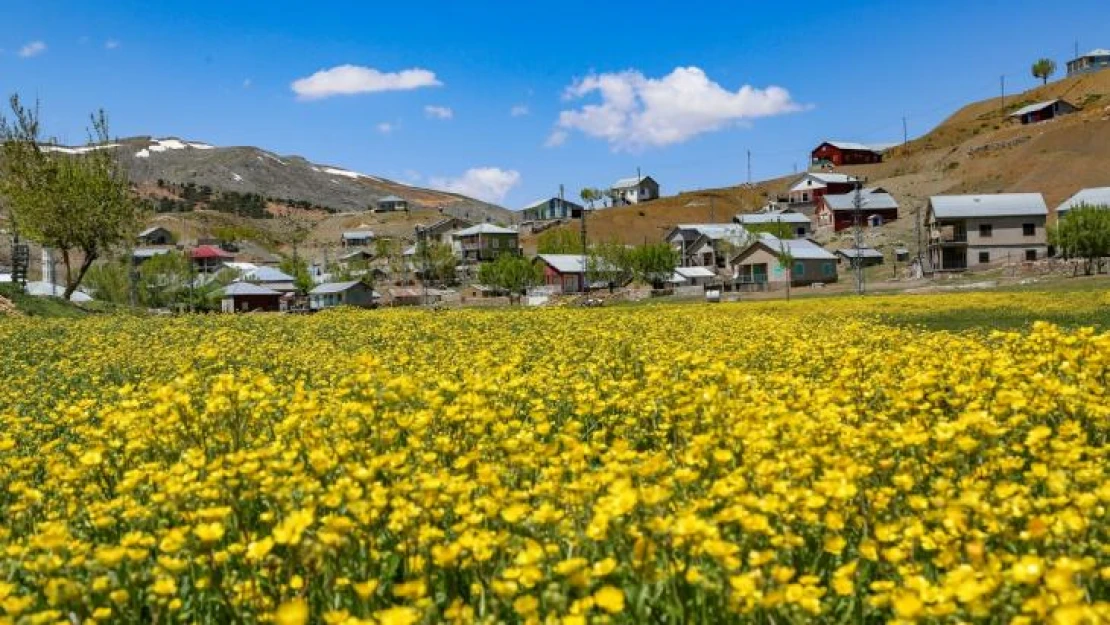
(811, 141, 896, 167)
(452, 223, 520, 262)
(341, 228, 375, 248)
(734, 210, 813, 238)
(665, 223, 750, 269)
(220, 281, 283, 313)
(520, 197, 584, 221)
(309, 281, 378, 310)
(1066, 49, 1110, 77)
(818, 188, 900, 231)
(926, 193, 1048, 271)
(610, 175, 660, 206)
(836, 247, 885, 267)
(376, 195, 408, 212)
(731, 234, 838, 288)
(417, 216, 474, 256)
(190, 245, 234, 274)
(1057, 187, 1110, 219)
(1008, 99, 1078, 125)
(137, 226, 173, 246)
(785, 173, 859, 215)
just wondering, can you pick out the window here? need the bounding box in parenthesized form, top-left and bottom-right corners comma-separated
(822, 262, 835, 277)
(979, 224, 993, 238)
(978, 251, 990, 264)
(1023, 223, 1036, 236)
(1025, 249, 1037, 262)
(793, 261, 805, 277)
(491, 238, 500, 249)
(796, 227, 807, 237)
(802, 192, 810, 203)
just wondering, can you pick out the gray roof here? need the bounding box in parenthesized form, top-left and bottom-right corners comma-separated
(243, 266, 295, 283)
(1057, 187, 1110, 213)
(612, 175, 655, 189)
(821, 141, 897, 153)
(310, 280, 371, 295)
(836, 247, 885, 259)
(929, 193, 1048, 219)
(342, 230, 375, 240)
(537, 254, 587, 273)
(736, 211, 811, 225)
(822, 190, 900, 211)
(133, 248, 173, 259)
(1008, 99, 1070, 118)
(1076, 49, 1110, 58)
(138, 226, 168, 237)
(378, 195, 406, 203)
(453, 223, 517, 236)
(675, 223, 750, 241)
(221, 281, 280, 296)
(755, 234, 837, 260)
(675, 266, 716, 279)
(521, 197, 584, 211)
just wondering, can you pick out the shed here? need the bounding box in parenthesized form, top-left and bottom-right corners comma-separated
(836, 247, 885, 267)
(220, 281, 282, 313)
(137, 226, 173, 246)
(1056, 187, 1110, 219)
(671, 266, 717, 287)
(1008, 99, 1078, 125)
(309, 281, 378, 310)
(376, 195, 409, 212)
(341, 230, 375, 247)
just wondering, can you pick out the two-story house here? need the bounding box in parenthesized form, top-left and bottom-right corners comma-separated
(1066, 49, 1110, 77)
(926, 193, 1048, 272)
(610, 176, 660, 206)
(520, 197, 584, 221)
(451, 223, 520, 262)
(785, 173, 859, 216)
(664, 223, 750, 270)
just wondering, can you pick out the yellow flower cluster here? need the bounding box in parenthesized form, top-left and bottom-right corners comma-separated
(0, 292, 1107, 624)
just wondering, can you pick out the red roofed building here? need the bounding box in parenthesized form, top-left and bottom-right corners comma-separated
(190, 245, 234, 273)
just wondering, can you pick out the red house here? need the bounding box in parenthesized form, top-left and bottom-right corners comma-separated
(787, 173, 860, 213)
(190, 245, 234, 273)
(818, 188, 900, 232)
(535, 254, 588, 293)
(811, 141, 891, 167)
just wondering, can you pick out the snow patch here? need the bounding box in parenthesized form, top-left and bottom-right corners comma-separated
(41, 143, 119, 155)
(231, 173, 243, 182)
(322, 166, 366, 179)
(187, 142, 215, 150)
(134, 149, 150, 158)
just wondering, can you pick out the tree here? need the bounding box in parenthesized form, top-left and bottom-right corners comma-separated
(579, 187, 605, 209)
(776, 240, 796, 301)
(137, 250, 193, 309)
(84, 259, 132, 304)
(0, 96, 146, 299)
(629, 242, 679, 287)
(1049, 204, 1110, 275)
(587, 240, 633, 287)
(279, 255, 315, 294)
(417, 240, 458, 285)
(536, 227, 581, 254)
(477, 255, 542, 303)
(1031, 58, 1057, 85)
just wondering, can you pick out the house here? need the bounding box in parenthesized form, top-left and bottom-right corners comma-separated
(190, 245, 234, 274)
(665, 224, 751, 268)
(610, 175, 660, 206)
(669, 266, 717, 287)
(732, 234, 838, 287)
(926, 193, 1048, 271)
(452, 223, 520, 261)
(836, 247, 885, 267)
(376, 195, 409, 212)
(132, 248, 173, 265)
(818, 188, 900, 231)
(810, 141, 896, 167)
(785, 173, 859, 215)
(309, 281, 378, 310)
(1008, 99, 1078, 125)
(1066, 49, 1110, 77)
(338, 249, 375, 265)
(137, 226, 173, 246)
(520, 197, 584, 221)
(341, 229, 375, 248)
(225, 263, 298, 293)
(734, 211, 813, 238)
(382, 287, 424, 307)
(220, 281, 283, 313)
(535, 254, 592, 293)
(1056, 187, 1110, 219)
(461, 284, 505, 300)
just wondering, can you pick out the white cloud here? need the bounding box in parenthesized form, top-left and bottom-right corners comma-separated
(510, 104, 529, 117)
(544, 130, 568, 148)
(104, 39, 120, 50)
(424, 105, 454, 120)
(553, 66, 803, 151)
(430, 167, 521, 204)
(18, 41, 47, 58)
(291, 64, 441, 100)
(376, 122, 394, 134)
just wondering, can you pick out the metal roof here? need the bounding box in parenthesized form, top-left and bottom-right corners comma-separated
(190, 245, 234, 259)
(1057, 187, 1110, 213)
(537, 254, 587, 274)
(453, 223, 517, 236)
(789, 172, 859, 192)
(243, 266, 295, 283)
(822, 190, 900, 211)
(736, 211, 811, 224)
(521, 197, 584, 211)
(755, 234, 837, 260)
(1077, 49, 1110, 58)
(821, 140, 895, 153)
(1008, 99, 1068, 118)
(612, 175, 653, 189)
(675, 223, 749, 240)
(342, 230, 375, 240)
(675, 266, 716, 278)
(221, 281, 280, 296)
(836, 247, 885, 259)
(133, 248, 173, 259)
(310, 281, 370, 295)
(929, 193, 1048, 218)
(378, 195, 406, 203)
(138, 226, 167, 237)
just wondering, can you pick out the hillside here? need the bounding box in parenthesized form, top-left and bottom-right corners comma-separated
(537, 68, 1110, 253)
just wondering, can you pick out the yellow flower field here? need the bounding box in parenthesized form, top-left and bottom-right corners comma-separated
(0, 292, 1107, 624)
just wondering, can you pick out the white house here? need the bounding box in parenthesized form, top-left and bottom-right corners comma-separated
(610, 175, 660, 206)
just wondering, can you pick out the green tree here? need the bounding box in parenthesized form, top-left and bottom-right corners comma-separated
(0, 96, 147, 299)
(84, 259, 132, 304)
(629, 242, 679, 287)
(579, 187, 605, 209)
(536, 227, 581, 254)
(1049, 204, 1110, 275)
(742, 221, 795, 239)
(1031, 58, 1056, 85)
(416, 241, 458, 285)
(776, 240, 796, 301)
(477, 255, 542, 303)
(587, 240, 633, 287)
(279, 256, 315, 294)
(138, 250, 193, 309)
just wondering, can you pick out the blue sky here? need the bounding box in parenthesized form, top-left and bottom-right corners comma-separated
(1, 0, 1105, 207)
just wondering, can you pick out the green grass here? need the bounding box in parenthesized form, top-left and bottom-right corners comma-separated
(881, 306, 1110, 333)
(0, 283, 89, 317)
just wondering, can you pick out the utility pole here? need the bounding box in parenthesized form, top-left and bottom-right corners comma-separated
(1000, 75, 1006, 110)
(577, 184, 588, 294)
(746, 150, 752, 185)
(853, 177, 866, 295)
(902, 116, 908, 145)
(710, 196, 715, 222)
